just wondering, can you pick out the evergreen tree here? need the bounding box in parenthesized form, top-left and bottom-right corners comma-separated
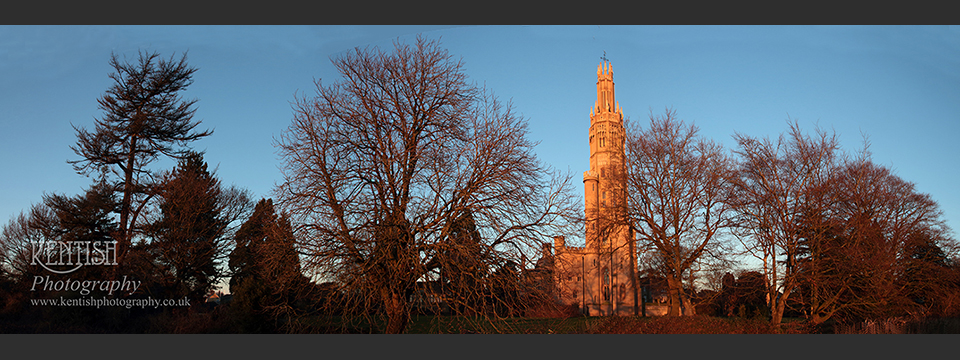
(27, 181, 120, 282)
(147, 152, 229, 303)
(69, 50, 211, 257)
(901, 231, 960, 317)
(0, 182, 123, 332)
(228, 199, 306, 332)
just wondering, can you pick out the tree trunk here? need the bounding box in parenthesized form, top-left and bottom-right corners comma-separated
(667, 275, 682, 316)
(629, 230, 639, 316)
(770, 301, 784, 324)
(810, 312, 825, 325)
(682, 296, 696, 316)
(381, 287, 409, 334)
(770, 286, 791, 325)
(119, 135, 138, 258)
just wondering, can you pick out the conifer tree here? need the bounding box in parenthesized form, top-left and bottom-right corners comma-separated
(228, 199, 306, 332)
(1, 181, 118, 285)
(147, 152, 230, 302)
(70, 50, 211, 257)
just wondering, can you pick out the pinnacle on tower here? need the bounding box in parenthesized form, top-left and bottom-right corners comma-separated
(597, 61, 614, 76)
(593, 61, 621, 121)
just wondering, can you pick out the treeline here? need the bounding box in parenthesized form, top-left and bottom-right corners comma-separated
(626, 110, 960, 328)
(2, 37, 958, 334)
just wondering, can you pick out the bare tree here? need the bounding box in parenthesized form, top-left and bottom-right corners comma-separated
(730, 121, 841, 325)
(625, 108, 735, 316)
(70, 51, 211, 256)
(274, 36, 578, 333)
(0, 210, 47, 284)
(732, 121, 960, 326)
(797, 157, 957, 323)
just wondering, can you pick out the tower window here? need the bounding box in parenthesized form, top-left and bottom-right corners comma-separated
(603, 267, 611, 301)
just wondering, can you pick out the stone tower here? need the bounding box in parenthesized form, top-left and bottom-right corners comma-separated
(554, 61, 638, 316)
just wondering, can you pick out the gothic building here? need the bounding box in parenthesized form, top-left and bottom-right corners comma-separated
(552, 61, 639, 316)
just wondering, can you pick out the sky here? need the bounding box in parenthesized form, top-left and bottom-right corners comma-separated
(3, 25, 960, 258)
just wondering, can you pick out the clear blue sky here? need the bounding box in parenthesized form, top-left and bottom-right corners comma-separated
(3, 25, 960, 250)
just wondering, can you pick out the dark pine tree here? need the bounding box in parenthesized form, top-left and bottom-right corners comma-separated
(146, 152, 228, 304)
(70, 50, 211, 258)
(9, 181, 122, 288)
(228, 199, 307, 332)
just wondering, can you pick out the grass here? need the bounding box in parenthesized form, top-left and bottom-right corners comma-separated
(834, 317, 960, 334)
(9, 300, 957, 333)
(400, 315, 812, 334)
(405, 315, 599, 334)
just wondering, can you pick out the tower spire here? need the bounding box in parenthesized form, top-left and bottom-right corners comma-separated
(593, 60, 620, 122)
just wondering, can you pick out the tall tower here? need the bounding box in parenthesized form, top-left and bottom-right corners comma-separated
(584, 61, 627, 238)
(553, 61, 638, 316)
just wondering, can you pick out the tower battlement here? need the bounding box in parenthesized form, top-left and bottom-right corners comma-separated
(583, 170, 598, 182)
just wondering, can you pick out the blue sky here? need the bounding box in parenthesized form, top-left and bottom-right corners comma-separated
(3, 25, 960, 255)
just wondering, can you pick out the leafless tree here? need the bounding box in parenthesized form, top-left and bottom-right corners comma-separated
(0, 210, 46, 283)
(797, 156, 957, 324)
(274, 36, 578, 333)
(730, 121, 841, 325)
(732, 121, 960, 326)
(624, 108, 736, 316)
